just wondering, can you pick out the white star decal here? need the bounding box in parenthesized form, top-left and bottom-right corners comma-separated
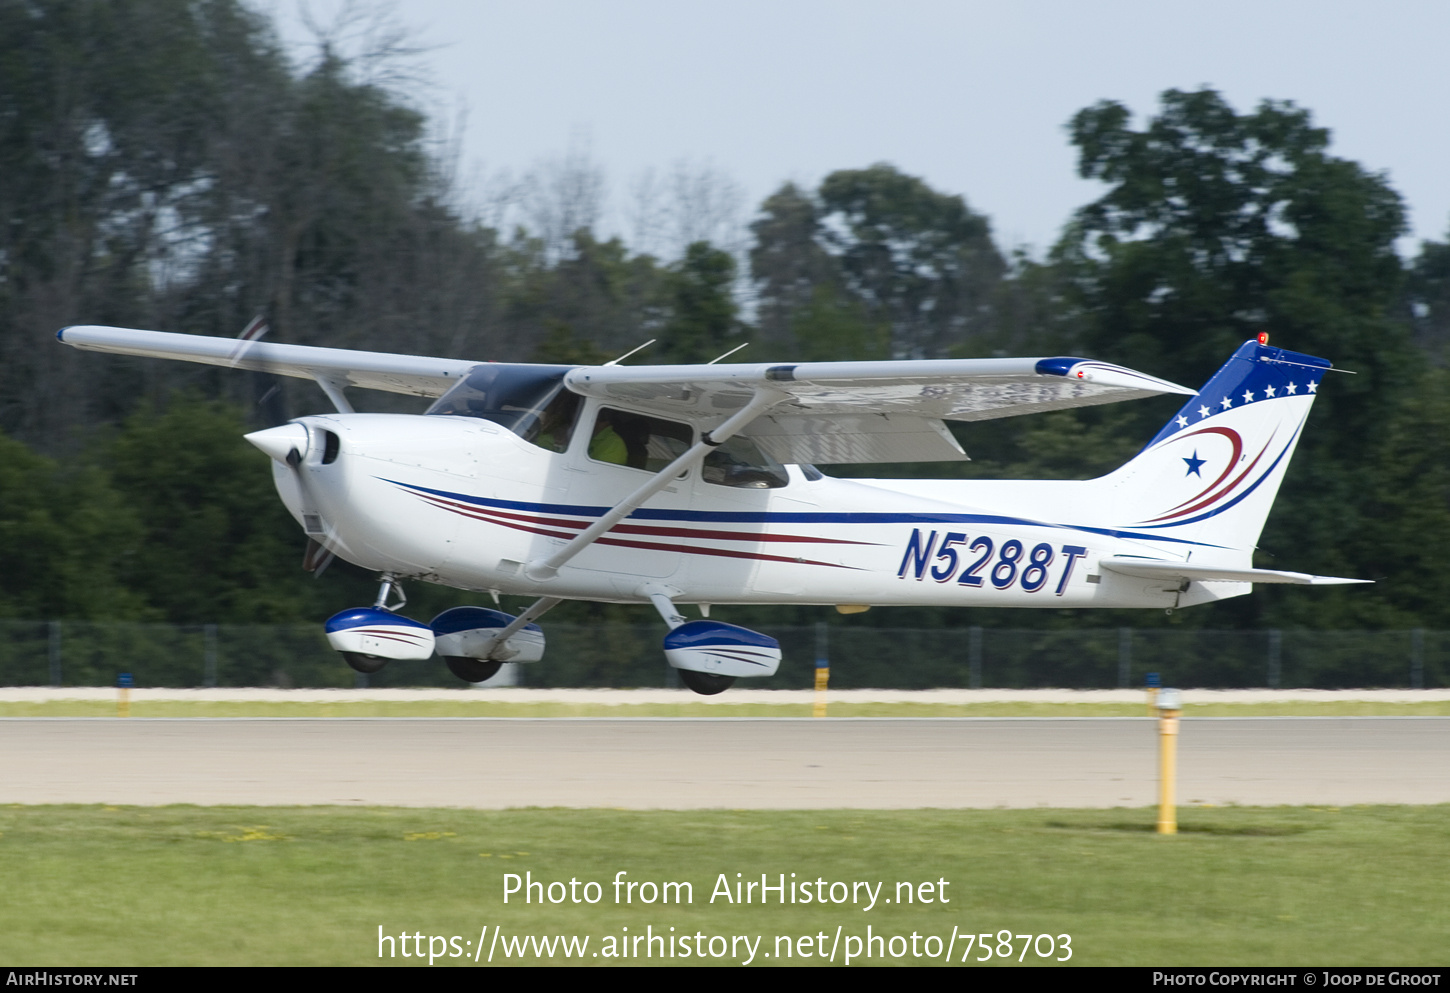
(1242, 389, 1255, 403)
(1264, 384, 1276, 397)
(1219, 396, 1233, 410)
(1286, 382, 1298, 394)
(1307, 380, 1318, 393)
(1197, 404, 1210, 418)
(1176, 415, 1188, 428)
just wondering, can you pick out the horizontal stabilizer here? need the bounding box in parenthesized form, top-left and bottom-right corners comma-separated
(1100, 557, 1371, 586)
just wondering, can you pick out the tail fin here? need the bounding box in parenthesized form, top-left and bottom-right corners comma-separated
(1091, 339, 1331, 560)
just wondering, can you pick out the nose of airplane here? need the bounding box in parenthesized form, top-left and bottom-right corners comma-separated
(244, 423, 310, 464)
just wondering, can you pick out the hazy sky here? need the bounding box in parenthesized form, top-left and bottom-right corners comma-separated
(267, 0, 1450, 257)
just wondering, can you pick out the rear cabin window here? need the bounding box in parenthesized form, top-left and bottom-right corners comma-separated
(702, 435, 788, 489)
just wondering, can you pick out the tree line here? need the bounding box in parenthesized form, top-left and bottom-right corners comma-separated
(2, 0, 1448, 633)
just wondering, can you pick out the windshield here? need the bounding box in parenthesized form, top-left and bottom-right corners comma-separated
(426, 364, 578, 442)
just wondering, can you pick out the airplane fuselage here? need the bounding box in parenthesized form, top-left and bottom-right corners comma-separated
(279, 406, 1207, 613)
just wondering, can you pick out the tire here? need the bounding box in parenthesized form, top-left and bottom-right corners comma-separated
(678, 669, 735, 696)
(341, 652, 388, 674)
(445, 656, 503, 683)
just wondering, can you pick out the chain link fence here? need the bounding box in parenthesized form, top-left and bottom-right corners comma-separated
(1, 620, 1444, 690)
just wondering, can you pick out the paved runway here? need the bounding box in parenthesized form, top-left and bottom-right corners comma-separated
(3, 717, 1446, 808)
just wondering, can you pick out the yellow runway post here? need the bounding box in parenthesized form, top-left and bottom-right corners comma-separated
(1156, 687, 1181, 834)
(813, 665, 829, 717)
(117, 672, 132, 718)
(812, 622, 829, 717)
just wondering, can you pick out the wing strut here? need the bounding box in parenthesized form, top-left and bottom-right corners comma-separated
(523, 387, 785, 582)
(313, 374, 355, 414)
(478, 596, 564, 661)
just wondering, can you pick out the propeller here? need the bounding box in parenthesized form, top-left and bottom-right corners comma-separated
(233, 315, 340, 577)
(246, 421, 339, 576)
(228, 314, 270, 366)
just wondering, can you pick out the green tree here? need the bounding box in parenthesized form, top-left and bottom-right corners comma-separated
(504, 229, 667, 363)
(789, 284, 888, 362)
(1344, 367, 1450, 627)
(1056, 88, 1420, 626)
(99, 394, 373, 623)
(1406, 229, 1450, 362)
(750, 183, 889, 362)
(0, 0, 516, 446)
(0, 432, 148, 620)
(749, 182, 839, 353)
(819, 164, 1005, 359)
(0, 0, 291, 442)
(657, 241, 742, 364)
(1058, 88, 1408, 388)
(750, 171, 1005, 362)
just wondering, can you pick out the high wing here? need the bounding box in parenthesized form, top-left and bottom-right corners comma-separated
(58, 325, 475, 398)
(566, 356, 1194, 463)
(59, 325, 1194, 464)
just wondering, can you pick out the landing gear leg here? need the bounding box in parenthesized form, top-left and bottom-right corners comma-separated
(643, 584, 737, 696)
(339, 573, 406, 676)
(644, 587, 687, 630)
(374, 573, 406, 611)
(325, 579, 435, 677)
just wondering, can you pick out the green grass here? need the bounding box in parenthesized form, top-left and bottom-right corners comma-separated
(3, 699, 1449, 718)
(1, 804, 1447, 966)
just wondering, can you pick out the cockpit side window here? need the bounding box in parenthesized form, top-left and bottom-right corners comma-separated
(587, 408, 693, 471)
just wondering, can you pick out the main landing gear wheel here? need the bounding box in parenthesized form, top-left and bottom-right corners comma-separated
(445, 656, 503, 683)
(678, 669, 735, 696)
(341, 652, 388, 674)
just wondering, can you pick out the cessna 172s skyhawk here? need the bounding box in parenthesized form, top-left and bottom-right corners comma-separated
(58, 326, 1364, 693)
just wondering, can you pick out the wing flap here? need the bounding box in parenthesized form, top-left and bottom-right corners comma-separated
(745, 413, 968, 464)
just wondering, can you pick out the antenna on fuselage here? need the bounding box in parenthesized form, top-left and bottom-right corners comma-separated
(705, 342, 749, 365)
(603, 339, 656, 366)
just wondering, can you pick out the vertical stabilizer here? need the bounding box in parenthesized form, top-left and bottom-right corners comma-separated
(1091, 340, 1331, 562)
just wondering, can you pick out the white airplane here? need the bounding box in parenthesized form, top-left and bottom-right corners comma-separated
(58, 326, 1365, 693)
